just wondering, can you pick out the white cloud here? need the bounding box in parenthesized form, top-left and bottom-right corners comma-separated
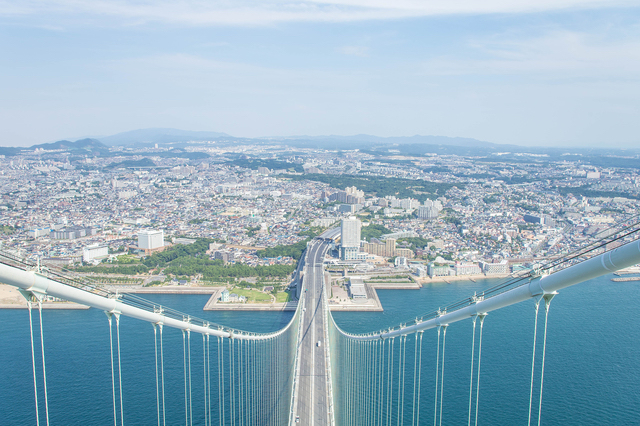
(419, 29, 640, 79)
(338, 45, 369, 57)
(0, 0, 637, 26)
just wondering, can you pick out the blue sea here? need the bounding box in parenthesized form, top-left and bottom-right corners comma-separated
(1, 274, 639, 425)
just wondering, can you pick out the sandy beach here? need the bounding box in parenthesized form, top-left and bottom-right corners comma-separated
(0, 284, 90, 309)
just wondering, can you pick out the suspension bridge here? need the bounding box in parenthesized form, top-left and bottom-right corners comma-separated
(1, 223, 640, 425)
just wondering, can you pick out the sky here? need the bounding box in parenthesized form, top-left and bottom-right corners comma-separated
(1, 1, 639, 148)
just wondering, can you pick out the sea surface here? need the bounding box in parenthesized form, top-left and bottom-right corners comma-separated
(1, 273, 639, 425)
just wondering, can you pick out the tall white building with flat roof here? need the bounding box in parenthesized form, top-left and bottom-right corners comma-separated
(83, 244, 109, 263)
(138, 230, 164, 250)
(340, 217, 361, 260)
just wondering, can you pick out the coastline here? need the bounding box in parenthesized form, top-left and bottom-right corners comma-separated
(417, 273, 510, 285)
(0, 284, 90, 310)
(0, 273, 511, 313)
(0, 303, 90, 310)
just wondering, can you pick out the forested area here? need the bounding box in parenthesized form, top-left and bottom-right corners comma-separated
(164, 260, 295, 279)
(361, 224, 391, 241)
(256, 238, 309, 260)
(287, 174, 455, 202)
(73, 238, 295, 278)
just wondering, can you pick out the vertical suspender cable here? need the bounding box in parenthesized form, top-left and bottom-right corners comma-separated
(365, 341, 369, 425)
(403, 336, 408, 424)
(229, 339, 236, 426)
(37, 302, 50, 426)
(527, 301, 540, 426)
(468, 317, 477, 426)
(154, 324, 160, 426)
(537, 295, 555, 426)
(379, 338, 385, 426)
(27, 301, 40, 426)
(370, 339, 375, 426)
(416, 331, 424, 426)
(267, 338, 271, 425)
(396, 336, 403, 426)
(115, 314, 124, 426)
(107, 313, 117, 426)
(238, 338, 243, 426)
(399, 335, 407, 426)
(346, 339, 355, 425)
(359, 341, 364, 423)
(203, 334, 207, 426)
(159, 324, 166, 426)
(183, 330, 188, 426)
(362, 341, 366, 424)
(412, 333, 419, 426)
(258, 340, 262, 426)
(207, 335, 211, 426)
(438, 326, 448, 426)
(373, 340, 378, 426)
(247, 340, 251, 426)
(188, 330, 192, 426)
(387, 337, 394, 426)
(434, 326, 441, 426)
(353, 339, 357, 425)
(345, 338, 349, 425)
(474, 315, 486, 426)
(251, 339, 255, 426)
(217, 337, 223, 426)
(361, 341, 365, 422)
(372, 340, 377, 425)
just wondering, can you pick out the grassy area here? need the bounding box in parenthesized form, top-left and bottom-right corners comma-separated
(276, 291, 291, 303)
(111, 254, 140, 264)
(230, 287, 272, 303)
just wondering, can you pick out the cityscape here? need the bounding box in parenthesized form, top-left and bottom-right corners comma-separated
(1, 135, 639, 309)
(2, 1, 640, 425)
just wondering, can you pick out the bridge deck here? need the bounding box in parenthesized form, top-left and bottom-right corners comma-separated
(293, 240, 331, 425)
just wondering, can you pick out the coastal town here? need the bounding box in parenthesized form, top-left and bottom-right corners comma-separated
(1, 138, 639, 309)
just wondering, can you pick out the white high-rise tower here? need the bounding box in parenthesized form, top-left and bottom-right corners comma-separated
(340, 217, 361, 260)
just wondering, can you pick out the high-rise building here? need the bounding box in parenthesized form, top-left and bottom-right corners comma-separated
(341, 217, 361, 247)
(138, 229, 164, 250)
(418, 200, 443, 220)
(340, 217, 361, 260)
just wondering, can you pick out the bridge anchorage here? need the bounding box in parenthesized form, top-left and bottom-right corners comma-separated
(0, 223, 639, 425)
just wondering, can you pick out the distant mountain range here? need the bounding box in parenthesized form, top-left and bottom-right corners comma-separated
(278, 134, 502, 149)
(32, 138, 106, 151)
(1, 128, 637, 158)
(98, 128, 230, 146)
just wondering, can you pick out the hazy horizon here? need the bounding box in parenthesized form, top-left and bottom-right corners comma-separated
(1, 1, 639, 148)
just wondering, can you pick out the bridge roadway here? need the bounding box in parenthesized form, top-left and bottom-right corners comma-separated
(293, 237, 332, 425)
